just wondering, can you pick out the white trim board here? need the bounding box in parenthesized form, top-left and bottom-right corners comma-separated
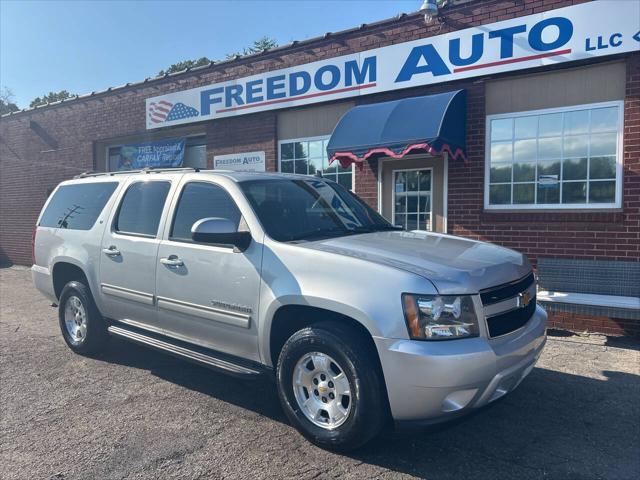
(537, 290, 640, 311)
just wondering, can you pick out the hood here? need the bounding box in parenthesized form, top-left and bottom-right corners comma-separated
(298, 231, 531, 295)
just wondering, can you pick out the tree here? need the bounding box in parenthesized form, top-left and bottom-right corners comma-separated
(158, 56, 212, 76)
(156, 37, 279, 77)
(0, 87, 19, 115)
(29, 90, 76, 108)
(226, 36, 278, 59)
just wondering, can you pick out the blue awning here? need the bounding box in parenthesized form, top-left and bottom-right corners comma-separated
(327, 90, 467, 167)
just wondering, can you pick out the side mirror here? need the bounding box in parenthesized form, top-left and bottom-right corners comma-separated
(191, 217, 251, 251)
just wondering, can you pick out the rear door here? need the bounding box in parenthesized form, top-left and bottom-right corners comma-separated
(155, 178, 263, 361)
(99, 175, 177, 330)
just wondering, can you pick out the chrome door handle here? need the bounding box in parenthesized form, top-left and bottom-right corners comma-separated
(102, 246, 121, 256)
(160, 255, 184, 267)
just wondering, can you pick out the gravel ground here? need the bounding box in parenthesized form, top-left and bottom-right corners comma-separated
(1, 266, 639, 480)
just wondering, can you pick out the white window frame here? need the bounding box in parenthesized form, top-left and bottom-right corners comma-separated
(277, 135, 355, 191)
(391, 167, 434, 232)
(484, 101, 624, 210)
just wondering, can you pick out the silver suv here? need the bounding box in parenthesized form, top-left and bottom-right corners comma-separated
(32, 168, 547, 450)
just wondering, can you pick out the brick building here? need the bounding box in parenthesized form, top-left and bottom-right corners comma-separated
(1, 0, 639, 335)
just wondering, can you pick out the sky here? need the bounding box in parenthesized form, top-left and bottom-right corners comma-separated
(1, 0, 421, 108)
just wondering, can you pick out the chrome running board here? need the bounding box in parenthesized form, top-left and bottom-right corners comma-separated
(108, 325, 263, 377)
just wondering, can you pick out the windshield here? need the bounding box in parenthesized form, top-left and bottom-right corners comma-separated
(240, 178, 399, 242)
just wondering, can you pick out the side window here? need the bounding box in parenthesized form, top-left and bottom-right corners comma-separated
(170, 182, 241, 243)
(115, 181, 171, 237)
(39, 182, 118, 230)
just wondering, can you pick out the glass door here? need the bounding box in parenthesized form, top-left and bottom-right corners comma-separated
(393, 169, 432, 231)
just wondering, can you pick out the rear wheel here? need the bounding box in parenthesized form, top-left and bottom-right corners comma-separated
(276, 321, 386, 450)
(58, 280, 108, 355)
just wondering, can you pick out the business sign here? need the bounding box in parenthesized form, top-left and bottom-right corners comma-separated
(213, 151, 266, 171)
(146, 1, 640, 129)
(117, 138, 185, 170)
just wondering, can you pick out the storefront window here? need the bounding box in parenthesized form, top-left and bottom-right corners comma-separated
(278, 136, 353, 190)
(107, 136, 206, 171)
(485, 102, 622, 209)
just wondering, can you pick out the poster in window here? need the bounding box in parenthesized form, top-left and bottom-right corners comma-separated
(117, 138, 186, 170)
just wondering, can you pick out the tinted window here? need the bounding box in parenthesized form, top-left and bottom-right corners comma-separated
(170, 182, 241, 242)
(115, 181, 171, 237)
(240, 179, 395, 242)
(39, 182, 118, 230)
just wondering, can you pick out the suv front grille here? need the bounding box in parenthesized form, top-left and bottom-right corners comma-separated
(480, 273, 535, 305)
(486, 299, 536, 337)
(481, 273, 536, 337)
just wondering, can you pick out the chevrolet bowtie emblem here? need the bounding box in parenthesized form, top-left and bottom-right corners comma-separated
(517, 291, 532, 308)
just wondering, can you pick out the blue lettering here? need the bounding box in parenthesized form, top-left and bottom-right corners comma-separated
(225, 85, 244, 108)
(246, 79, 263, 103)
(488, 24, 527, 58)
(290, 71, 311, 96)
(597, 36, 609, 50)
(528, 17, 573, 51)
(200, 87, 224, 115)
(314, 65, 341, 91)
(266, 74, 286, 99)
(449, 33, 484, 66)
(610, 33, 623, 47)
(395, 44, 451, 82)
(345, 56, 376, 86)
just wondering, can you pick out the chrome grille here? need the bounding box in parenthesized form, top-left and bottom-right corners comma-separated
(481, 273, 537, 338)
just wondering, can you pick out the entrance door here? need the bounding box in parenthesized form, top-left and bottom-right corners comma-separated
(380, 155, 447, 233)
(392, 169, 432, 231)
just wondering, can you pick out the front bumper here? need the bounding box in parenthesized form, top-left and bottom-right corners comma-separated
(374, 305, 547, 422)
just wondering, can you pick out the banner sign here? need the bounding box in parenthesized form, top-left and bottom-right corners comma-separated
(213, 151, 266, 171)
(117, 138, 186, 170)
(146, 1, 640, 130)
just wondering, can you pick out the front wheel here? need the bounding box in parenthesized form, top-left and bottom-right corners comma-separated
(276, 322, 387, 450)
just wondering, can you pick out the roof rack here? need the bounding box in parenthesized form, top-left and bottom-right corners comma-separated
(74, 167, 203, 179)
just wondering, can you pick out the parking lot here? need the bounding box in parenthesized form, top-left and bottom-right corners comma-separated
(1, 265, 639, 480)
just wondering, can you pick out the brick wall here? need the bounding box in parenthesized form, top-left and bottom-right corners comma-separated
(1, 0, 593, 266)
(547, 310, 640, 337)
(1, 0, 637, 336)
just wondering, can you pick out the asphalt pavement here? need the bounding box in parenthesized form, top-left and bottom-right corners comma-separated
(1, 266, 639, 480)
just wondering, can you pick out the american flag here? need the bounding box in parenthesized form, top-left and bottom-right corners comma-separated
(148, 101, 199, 124)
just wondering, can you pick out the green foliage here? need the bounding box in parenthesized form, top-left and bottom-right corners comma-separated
(158, 56, 212, 76)
(29, 90, 75, 108)
(225, 36, 278, 59)
(157, 37, 278, 77)
(0, 87, 19, 114)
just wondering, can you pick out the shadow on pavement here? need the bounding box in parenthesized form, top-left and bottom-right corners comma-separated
(96, 336, 639, 479)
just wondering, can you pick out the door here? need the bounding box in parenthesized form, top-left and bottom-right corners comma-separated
(380, 155, 447, 233)
(155, 180, 262, 361)
(99, 177, 174, 330)
(392, 168, 433, 231)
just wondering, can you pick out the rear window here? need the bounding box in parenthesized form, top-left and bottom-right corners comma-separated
(39, 182, 118, 230)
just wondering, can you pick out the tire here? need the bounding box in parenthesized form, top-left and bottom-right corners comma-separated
(58, 280, 108, 355)
(276, 321, 387, 450)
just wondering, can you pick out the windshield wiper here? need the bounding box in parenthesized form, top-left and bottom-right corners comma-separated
(372, 225, 403, 231)
(284, 227, 349, 242)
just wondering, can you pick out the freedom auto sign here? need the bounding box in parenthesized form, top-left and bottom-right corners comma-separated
(146, 0, 640, 129)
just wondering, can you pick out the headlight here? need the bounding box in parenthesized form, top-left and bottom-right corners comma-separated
(402, 293, 479, 340)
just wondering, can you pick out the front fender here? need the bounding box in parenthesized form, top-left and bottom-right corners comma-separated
(256, 239, 437, 366)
